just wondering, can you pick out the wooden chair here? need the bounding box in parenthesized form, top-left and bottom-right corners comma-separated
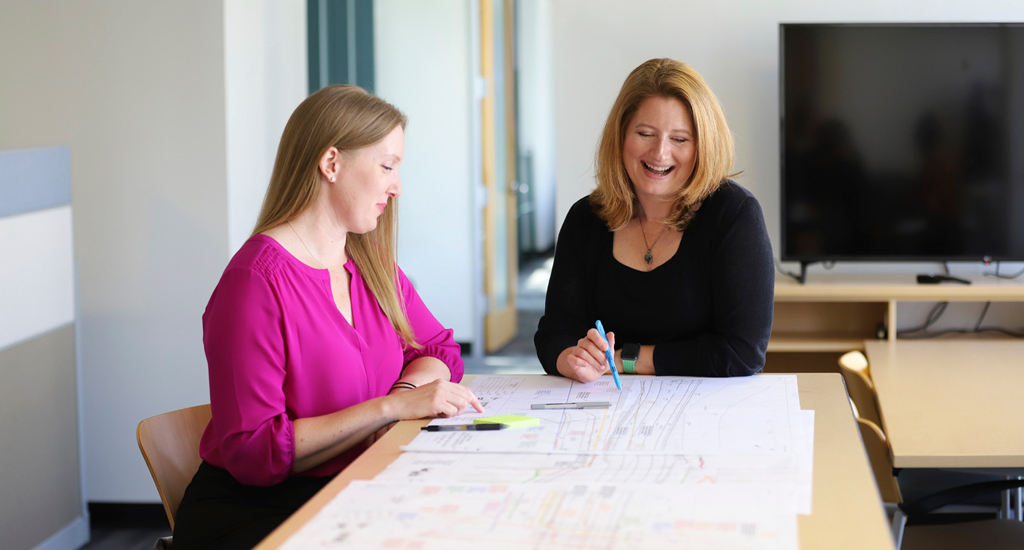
(137, 404, 212, 530)
(839, 350, 883, 427)
(858, 417, 1024, 549)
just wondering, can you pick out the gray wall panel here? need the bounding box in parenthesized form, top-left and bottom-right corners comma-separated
(0, 146, 71, 219)
(0, 324, 80, 550)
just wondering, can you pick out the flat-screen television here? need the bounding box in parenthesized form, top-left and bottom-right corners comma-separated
(780, 23, 1024, 263)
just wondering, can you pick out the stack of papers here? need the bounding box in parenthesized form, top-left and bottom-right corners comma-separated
(280, 375, 815, 550)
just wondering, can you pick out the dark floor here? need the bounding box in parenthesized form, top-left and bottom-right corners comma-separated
(81, 504, 170, 550)
(81, 527, 169, 550)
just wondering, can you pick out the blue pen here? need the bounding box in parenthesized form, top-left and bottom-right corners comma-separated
(595, 320, 622, 390)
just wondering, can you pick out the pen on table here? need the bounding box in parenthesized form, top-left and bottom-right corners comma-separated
(420, 424, 508, 432)
(595, 320, 622, 390)
(531, 401, 611, 410)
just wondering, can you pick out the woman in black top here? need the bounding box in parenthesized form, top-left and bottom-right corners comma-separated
(535, 58, 774, 382)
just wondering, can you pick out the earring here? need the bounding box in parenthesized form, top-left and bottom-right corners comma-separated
(330, 176, 336, 182)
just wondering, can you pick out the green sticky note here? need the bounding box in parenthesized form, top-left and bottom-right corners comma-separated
(474, 414, 539, 428)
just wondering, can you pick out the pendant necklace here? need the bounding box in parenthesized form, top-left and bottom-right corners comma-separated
(288, 220, 345, 277)
(639, 213, 668, 265)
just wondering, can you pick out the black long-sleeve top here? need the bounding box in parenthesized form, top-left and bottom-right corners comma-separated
(535, 180, 775, 377)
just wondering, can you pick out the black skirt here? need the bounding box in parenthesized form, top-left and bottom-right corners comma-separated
(172, 461, 332, 550)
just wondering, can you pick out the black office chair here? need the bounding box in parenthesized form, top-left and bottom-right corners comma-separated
(857, 417, 1024, 549)
(898, 478, 1024, 549)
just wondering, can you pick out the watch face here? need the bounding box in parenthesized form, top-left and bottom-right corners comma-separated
(622, 342, 640, 361)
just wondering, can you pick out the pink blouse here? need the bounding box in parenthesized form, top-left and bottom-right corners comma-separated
(199, 235, 463, 486)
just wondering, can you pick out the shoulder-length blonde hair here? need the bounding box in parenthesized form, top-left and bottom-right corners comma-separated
(591, 58, 736, 231)
(252, 84, 418, 346)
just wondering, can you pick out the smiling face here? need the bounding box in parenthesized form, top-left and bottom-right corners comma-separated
(621, 95, 697, 211)
(327, 125, 404, 234)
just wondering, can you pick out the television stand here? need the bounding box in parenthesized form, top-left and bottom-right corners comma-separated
(765, 274, 1024, 373)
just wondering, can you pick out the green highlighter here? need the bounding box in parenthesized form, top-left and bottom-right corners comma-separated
(473, 414, 540, 429)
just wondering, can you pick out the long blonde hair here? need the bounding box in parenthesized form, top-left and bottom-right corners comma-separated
(252, 85, 418, 346)
(592, 58, 736, 231)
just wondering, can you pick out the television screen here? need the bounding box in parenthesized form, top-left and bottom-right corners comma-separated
(781, 24, 1024, 262)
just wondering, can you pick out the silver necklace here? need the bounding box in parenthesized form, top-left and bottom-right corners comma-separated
(639, 214, 668, 265)
(287, 220, 345, 276)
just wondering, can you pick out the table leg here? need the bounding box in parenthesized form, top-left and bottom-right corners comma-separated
(1000, 477, 1009, 519)
(1016, 477, 1022, 522)
(1000, 475, 1019, 520)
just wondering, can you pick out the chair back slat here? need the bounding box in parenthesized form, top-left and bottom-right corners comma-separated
(857, 417, 903, 504)
(842, 366, 883, 427)
(137, 404, 211, 529)
(838, 351, 883, 428)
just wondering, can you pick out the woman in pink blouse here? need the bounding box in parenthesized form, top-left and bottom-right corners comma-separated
(173, 85, 482, 550)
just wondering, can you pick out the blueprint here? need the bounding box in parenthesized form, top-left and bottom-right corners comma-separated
(379, 410, 814, 514)
(405, 375, 804, 455)
(278, 480, 799, 550)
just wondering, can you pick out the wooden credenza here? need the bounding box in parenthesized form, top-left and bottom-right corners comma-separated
(765, 274, 1024, 372)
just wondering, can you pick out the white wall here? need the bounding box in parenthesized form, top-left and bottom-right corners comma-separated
(0, 206, 75, 352)
(225, 0, 309, 253)
(375, 0, 480, 346)
(517, 0, 558, 253)
(552, 0, 1024, 329)
(0, 1, 306, 503)
(0, 1, 230, 503)
(0, 148, 83, 550)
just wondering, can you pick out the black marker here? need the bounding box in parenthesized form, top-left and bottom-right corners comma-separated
(421, 423, 508, 432)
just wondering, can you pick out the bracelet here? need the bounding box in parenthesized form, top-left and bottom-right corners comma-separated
(390, 381, 417, 391)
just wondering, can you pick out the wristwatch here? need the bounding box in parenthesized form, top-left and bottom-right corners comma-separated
(621, 342, 639, 374)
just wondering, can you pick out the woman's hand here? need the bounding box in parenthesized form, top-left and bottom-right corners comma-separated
(387, 379, 484, 421)
(557, 329, 615, 383)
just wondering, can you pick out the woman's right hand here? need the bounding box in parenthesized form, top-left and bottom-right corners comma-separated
(558, 329, 615, 383)
(294, 380, 483, 472)
(387, 379, 484, 421)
